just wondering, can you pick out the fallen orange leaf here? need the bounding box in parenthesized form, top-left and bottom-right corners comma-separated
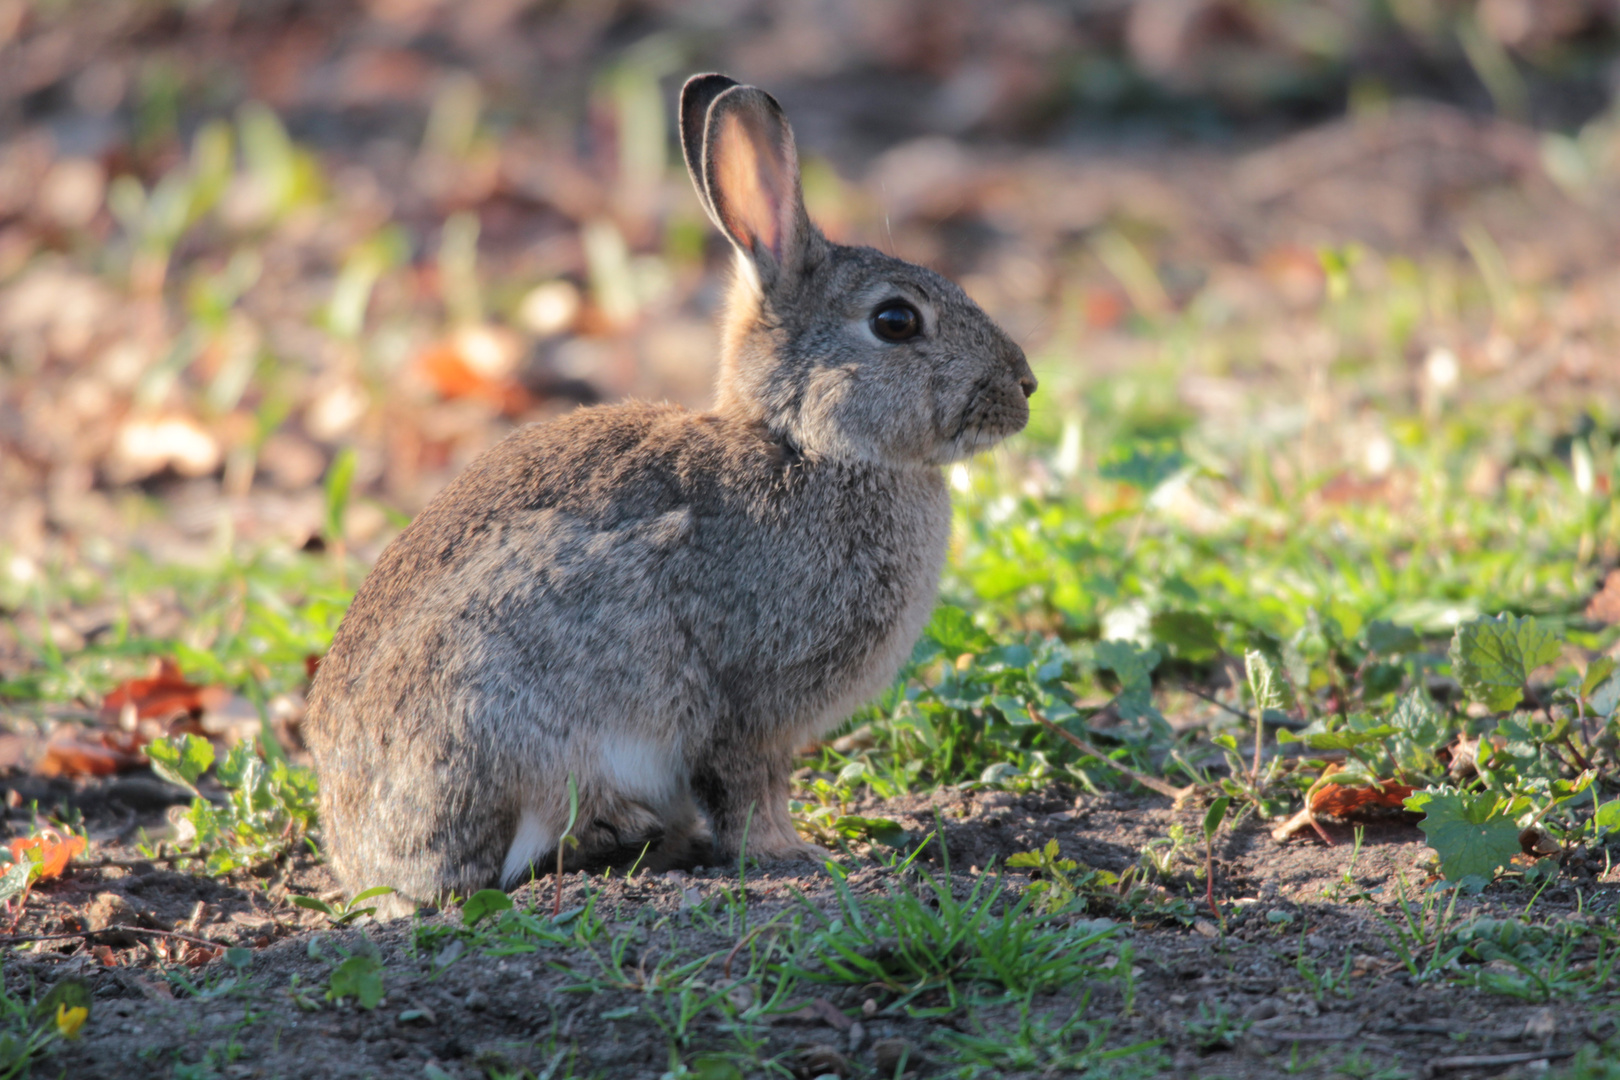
(9, 830, 85, 879)
(100, 658, 229, 725)
(411, 326, 530, 414)
(1309, 780, 1418, 820)
(35, 732, 140, 778)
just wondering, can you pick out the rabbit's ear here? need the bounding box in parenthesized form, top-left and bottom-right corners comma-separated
(680, 73, 738, 224)
(701, 84, 812, 290)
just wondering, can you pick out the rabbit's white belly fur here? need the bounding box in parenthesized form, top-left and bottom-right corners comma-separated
(501, 810, 554, 885)
(501, 734, 685, 884)
(602, 736, 683, 801)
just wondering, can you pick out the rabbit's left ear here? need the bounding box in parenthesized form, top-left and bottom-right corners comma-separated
(679, 73, 738, 226)
(694, 82, 813, 290)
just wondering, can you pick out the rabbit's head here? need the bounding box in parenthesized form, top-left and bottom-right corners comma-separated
(681, 75, 1036, 467)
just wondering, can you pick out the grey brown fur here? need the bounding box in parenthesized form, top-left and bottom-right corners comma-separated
(304, 74, 1035, 916)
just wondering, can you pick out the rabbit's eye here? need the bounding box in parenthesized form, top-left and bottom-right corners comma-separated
(870, 302, 921, 342)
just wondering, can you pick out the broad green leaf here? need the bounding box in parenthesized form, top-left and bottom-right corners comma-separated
(290, 895, 334, 915)
(1203, 796, 1231, 842)
(1150, 610, 1220, 662)
(1589, 673, 1620, 719)
(1094, 640, 1159, 694)
(1404, 788, 1521, 884)
(326, 954, 384, 1009)
(991, 695, 1031, 725)
(923, 605, 994, 659)
(1293, 724, 1395, 752)
(1582, 658, 1617, 700)
(0, 859, 33, 903)
(214, 739, 259, 790)
(1386, 688, 1443, 742)
(349, 886, 396, 906)
(1244, 650, 1290, 713)
(1095, 639, 1164, 730)
(1098, 439, 1187, 492)
(833, 815, 908, 847)
(1384, 687, 1446, 775)
(1363, 620, 1420, 656)
(147, 733, 215, 792)
(1594, 800, 1620, 833)
(1448, 615, 1561, 712)
(461, 889, 514, 927)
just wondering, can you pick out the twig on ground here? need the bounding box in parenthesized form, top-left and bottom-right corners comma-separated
(0, 924, 229, 951)
(1026, 703, 1197, 801)
(1428, 1050, 1574, 1072)
(1177, 682, 1255, 726)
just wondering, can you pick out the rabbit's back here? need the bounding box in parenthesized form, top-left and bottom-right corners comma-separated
(311, 401, 949, 729)
(304, 401, 949, 898)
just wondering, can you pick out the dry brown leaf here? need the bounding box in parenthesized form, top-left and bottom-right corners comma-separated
(1586, 569, 1620, 626)
(99, 657, 229, 725)
(35, 732, 140, 778)
(182, 944, 222, 969)
(1309, 780, 1418, 820)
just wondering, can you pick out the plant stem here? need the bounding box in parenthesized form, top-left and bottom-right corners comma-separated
(1026, 703, 1195, 801)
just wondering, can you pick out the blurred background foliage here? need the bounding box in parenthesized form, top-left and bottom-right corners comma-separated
(0, 0, 1617, 716)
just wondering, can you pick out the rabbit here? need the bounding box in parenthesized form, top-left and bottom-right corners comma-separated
(303, 73, 1036, 917)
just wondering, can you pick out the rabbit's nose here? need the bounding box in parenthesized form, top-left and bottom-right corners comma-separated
(1018, 372, 1037, 398)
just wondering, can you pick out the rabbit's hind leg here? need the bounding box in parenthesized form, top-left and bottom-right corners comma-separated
(329, 790, 521, 918)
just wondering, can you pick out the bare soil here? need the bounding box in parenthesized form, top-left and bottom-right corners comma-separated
(4, 771, 1615, 1079)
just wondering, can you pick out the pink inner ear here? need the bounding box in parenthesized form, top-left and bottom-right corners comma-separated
(715, 110, 793, 262)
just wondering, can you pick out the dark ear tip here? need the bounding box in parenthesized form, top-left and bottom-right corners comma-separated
(681, 73, 738, 106)
(707, 84, 790, 128)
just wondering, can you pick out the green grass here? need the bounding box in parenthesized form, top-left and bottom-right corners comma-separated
(0, 546, 350, 711)
(785, 856, 1128, 1012)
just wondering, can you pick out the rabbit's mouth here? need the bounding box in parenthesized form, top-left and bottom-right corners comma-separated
(939, 418, 1015, 463)
(955, 426, 998, 458)
(939, 380, 1029, 461)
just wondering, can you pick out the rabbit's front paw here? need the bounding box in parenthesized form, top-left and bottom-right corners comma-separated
(750, 837, 832, 864)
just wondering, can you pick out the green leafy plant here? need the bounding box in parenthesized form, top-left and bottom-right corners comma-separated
(1184, 999, 1249, 1051)
(1449, 614, 1561, 712)
(290, 886, 395, 927)
(1403, 788, 1523, 885)
(146, 734, 319, 875)
(1201, 795, 1231, 922)
(1390, 612, 1620, 886)
(411, 890, 605, 968)
(1006, 839, 1083, 914)
(1448, 916, 1620, 1002)
(308, 936, 386, 1010)
(1293, 933, 1357, 1003)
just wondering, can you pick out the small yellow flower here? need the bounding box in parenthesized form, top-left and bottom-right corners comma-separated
(54, 1003, 87, 1040)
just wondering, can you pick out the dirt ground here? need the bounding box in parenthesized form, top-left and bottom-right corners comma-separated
(1, 771, 1611, 1080)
